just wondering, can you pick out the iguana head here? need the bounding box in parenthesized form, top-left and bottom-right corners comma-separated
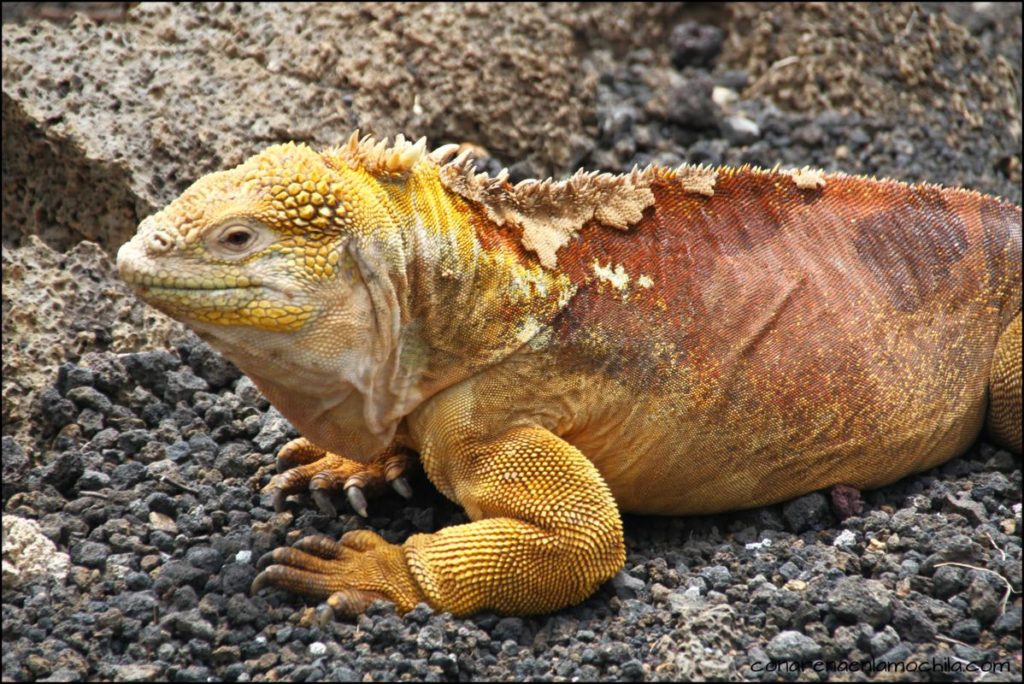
(117, 136, 426, 459)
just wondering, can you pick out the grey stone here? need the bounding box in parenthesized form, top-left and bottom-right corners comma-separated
(722, 115, 761, 145)
(783, 493, 832, 533)
(670, 21, 724, 68)
(700, 565, 732, 591)
(611, 570, 645, 598)
(163, 367, 210, 404)
(766, 630, 821, 661)
(417, 624, 445, 651)
(492, 617, 525, 643)
(66, 386, 113, 414)
(70, 540, 110, 569)
(967, 575, 1001, 624)
(828, 577, 893, 627)
(253, 407, 297, 452)
(2, 437, 29, 501)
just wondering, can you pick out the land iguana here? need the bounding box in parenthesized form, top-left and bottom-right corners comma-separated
(117, 133, 1022, 617)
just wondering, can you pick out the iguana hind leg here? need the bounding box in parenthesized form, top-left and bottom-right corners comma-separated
(252, 424, 626, 616)
(987, 311, 1022, 454)
(263, 437, 413, 517)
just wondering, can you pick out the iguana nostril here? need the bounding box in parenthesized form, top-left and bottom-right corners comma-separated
(147, 231, 173, 254)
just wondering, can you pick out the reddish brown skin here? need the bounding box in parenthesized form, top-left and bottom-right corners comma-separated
(527, 169, 1021, 509)
(555, 170, 1020, 370)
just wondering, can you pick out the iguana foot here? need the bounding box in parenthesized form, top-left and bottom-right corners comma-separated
(252, 530, 425, 617)
(263, 438, 413, 517)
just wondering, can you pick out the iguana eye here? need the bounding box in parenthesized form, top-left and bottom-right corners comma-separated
(218, 226, 256, 252)
(206, 221, 273, 258)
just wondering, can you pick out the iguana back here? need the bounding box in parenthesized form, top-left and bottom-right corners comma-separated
(481, 167, 1022, 513)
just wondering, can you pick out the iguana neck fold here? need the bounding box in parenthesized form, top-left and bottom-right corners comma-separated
(359, 164, 578, 423)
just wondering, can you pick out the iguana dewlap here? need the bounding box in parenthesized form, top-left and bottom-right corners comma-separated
(117, 133, 1022, 616)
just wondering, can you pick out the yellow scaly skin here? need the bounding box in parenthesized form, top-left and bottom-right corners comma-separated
(118, 135, 1022, 617)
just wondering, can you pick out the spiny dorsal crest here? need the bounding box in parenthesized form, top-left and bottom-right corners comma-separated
(332, 131, 430, 179)
(437, 153, 658, 269)
(325, 132, 1003, 269)
(785, 166, 828, 190)
(670, 164, 719, 196)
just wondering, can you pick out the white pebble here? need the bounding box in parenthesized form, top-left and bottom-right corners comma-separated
(712, 85, 738, 109)
(744, 538, 773, 551)
(832, 529, 858, 548)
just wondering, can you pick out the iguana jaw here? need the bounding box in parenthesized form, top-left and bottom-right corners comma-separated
(117, 226, 317, 333)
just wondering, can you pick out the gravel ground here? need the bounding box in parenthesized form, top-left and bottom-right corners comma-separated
(2, 3, 1021, 682)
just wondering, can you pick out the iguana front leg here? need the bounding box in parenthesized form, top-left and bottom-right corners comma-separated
(252, 420, 626, 616)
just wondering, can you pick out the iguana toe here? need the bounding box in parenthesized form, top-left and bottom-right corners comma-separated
(252, 564, 333, 595)
(291, 534, 346, 558)
(324, 589, 389, 618)
(275, 437, 328, 471)
(257, 546, 335, 572)
(338, 529, 388, 551)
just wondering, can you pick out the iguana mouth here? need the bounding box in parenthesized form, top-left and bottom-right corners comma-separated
(130, 280, 314, 332)
(121, 273, 263, 291)
(135, 283, 263, 295)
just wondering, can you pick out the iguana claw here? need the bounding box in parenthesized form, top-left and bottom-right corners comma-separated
(250, 567, 275, 593)
(315, 603, 335, 626)
(312, 488, 338, 517)
(256, 550, 277, 570)
(271, 488, 287, 513)
(346, 486, 369, 518)
(391, 476, 413, 499)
